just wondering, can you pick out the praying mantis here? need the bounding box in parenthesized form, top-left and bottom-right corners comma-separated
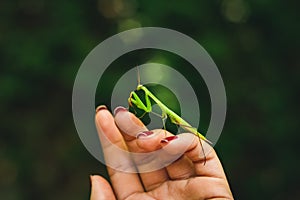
(127, 68, 212, 163)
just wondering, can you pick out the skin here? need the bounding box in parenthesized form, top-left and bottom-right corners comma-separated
(91, 105, 233, 200)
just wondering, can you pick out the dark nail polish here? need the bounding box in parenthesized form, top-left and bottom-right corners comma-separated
(95, 105, 107, 113)
(136, 131, 154, 139)
(114, 106, 127, 115)
(161, 136, 178, 143)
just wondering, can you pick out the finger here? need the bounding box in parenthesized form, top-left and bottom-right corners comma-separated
(90, 175, 116, 200)
(114, 108, 174, 153)
(113, 106, 148, 147)
(183, 134, 226, 179)
(153, 134, 196, 180)
(159, 133, 233, 197)
(114, 106, 170, 191)
(161, 133, 227, 179)
(165, 155, 196, 180)
(95, 106, 144, 199)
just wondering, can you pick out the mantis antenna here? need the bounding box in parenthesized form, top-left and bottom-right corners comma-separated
(137, 66, 141, 86)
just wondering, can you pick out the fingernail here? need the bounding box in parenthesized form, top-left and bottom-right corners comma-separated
(136, 131, 154, 139)
(95, 105, 107, 113)
(161, 136, 178, 143)
(114, 106, 127, 115)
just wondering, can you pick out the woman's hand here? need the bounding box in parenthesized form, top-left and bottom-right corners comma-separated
(90, 106, 233, 200)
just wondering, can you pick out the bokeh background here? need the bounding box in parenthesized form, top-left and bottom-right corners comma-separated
(1, 0, 299, 199)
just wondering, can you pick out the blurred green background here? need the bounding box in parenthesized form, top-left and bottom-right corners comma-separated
(1, 0, 299, 199)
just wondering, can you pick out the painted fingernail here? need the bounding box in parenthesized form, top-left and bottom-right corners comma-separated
(114, 106, 127, 115)
(161, 136, 178, 143)
(95, 105, 107, 113)
(136, 131, 154, 139)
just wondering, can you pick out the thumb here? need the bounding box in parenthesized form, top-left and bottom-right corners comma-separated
(90, 175, 116, 200)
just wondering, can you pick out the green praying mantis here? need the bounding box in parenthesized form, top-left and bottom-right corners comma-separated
(127, 68, 212, 163)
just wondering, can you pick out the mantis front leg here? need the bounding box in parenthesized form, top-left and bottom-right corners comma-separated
(128, 90, 152, 118)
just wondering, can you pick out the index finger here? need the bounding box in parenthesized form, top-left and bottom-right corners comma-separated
(114, 106, 170, 191)
(95, 105, 144, 199)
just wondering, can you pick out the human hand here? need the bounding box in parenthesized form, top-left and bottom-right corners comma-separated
(90, 105, 233, 200)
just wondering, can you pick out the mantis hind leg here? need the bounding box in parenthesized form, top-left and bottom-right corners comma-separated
(161, 112, 168, 137)
(168, 120, 208, 165)
(144, 108, 168, 137)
